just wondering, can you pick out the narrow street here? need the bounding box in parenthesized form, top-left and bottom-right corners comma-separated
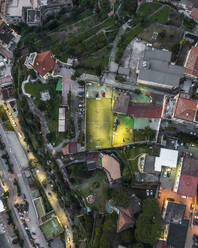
(2, 102, 75, 248)
(0, 124, 48, 248)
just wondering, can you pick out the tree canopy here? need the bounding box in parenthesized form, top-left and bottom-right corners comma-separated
(135, 199, 162, 245)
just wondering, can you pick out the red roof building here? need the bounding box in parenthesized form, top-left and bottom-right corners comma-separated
(173, 96, 197, 122)
(190, 8, 198, 21)
(127, 103, 162, 118)
(177, 174, 198, 198)
(184, 46, 198, 77)
(117, 206, 134, 232)
(62, 143, 78, 155)
(32, 51, 56, 77)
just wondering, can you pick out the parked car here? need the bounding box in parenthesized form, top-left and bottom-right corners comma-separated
(190, 203, 194, 211)
(167, 198, 175, 202)
(193, 212, 198, 225)
(146, 189, 149, 196)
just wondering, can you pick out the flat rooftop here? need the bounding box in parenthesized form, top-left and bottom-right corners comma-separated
(165, 202, 186, 224)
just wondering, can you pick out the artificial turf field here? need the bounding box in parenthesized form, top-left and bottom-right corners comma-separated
(86, 98, 113, 150)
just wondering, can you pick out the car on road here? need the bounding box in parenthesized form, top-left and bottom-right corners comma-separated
(146, 189, 149, 196)
(167, 198, 175, 202)
(190, 203, 194, 211)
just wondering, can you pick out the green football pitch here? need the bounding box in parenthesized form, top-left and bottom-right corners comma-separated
(86, 98, 113, 150)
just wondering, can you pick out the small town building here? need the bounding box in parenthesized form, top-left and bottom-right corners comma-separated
(128, 102, 162, 118)
(184, 46, 198, 78)
(0, 75, 13, 87)
(166, 220, 189, 248)
(178, 157, 198, 197)
(154, 148, 178, 172)
(141, 154, 156, 174)
(25, 50, 56, 79)
(137, 47, 184, 89)
(113, 95, 130, 115)
(164, 202, 186, 224)
(61, 143, 78, 155)
(141, 148, 178, 173)
(116, 197, 141, 232)
(173, 93, 198, 123)
(117, 206, 134, 232)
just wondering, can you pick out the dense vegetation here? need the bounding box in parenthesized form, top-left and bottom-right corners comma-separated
(135, 199, 162, 245)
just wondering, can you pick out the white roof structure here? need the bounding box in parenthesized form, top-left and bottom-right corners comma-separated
(58, 108, 66, 132)
(154, 148, 178, 172)
(0, 200, 5, 213)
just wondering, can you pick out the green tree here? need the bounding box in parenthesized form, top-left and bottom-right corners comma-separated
(135, 199, 162, 245)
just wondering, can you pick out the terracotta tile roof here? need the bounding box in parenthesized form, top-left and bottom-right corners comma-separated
(33, 50, 56, 77)
(190, 8, 198, 21)
(174, 97, 197, 122)
(127, 103, 162, 118)
(177, 174, 198, 197)
(102, 155, 121, 182)
(185, 46, 198, 77)
(117, 206, 134, 232)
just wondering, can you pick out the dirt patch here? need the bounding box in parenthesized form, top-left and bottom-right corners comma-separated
(139, 23, 184, 50)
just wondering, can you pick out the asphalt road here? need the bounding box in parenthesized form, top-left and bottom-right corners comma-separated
(0, 124, 48, 248)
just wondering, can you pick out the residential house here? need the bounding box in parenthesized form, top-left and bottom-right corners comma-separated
(128, 102, 162, 118)
(113, 95, 130, 115)
(173, 93, 198, 124)
(116, 197, 141, 233)
(166, 220, 189, 248)
(164, 202, 186, 224)
(177, 157, 198, 198)
(61, 143, 78, 155)
(137, 47, 184, 89)
(184, 46, 198, 78)
(141, 148, 178, 173)
(24, 50, 56, 79)
(161, 201, 188, 248)
(117, 206, 134, 232)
